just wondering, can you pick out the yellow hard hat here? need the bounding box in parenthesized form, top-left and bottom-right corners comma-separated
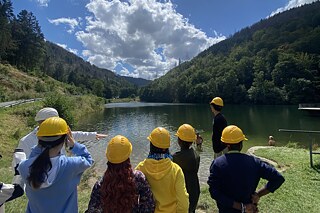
(106, 135, 132, 164)
(210, 97, 224, 106)
(221, 125, 248, 144)
(147, 127, 170, 149)
(175, 124, 196, 143)
(37, 117, 68, 137)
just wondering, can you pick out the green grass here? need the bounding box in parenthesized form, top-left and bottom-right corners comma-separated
(196, 146, 320, 213)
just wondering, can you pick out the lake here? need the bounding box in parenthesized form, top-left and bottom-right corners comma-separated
(77, 102, 320, 184)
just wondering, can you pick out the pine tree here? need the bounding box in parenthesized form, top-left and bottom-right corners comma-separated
(0, 0, 15, 61)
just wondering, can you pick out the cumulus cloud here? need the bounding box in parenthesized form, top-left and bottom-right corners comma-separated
(271, 0, 319, 16)
(35, 0, 50, 7)
(75, 0, 225, 80)
(48, 17, 80, 33)
(56, 43, 79, 55)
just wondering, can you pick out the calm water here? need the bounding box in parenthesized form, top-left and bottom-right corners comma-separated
(77, 102, 320, 184)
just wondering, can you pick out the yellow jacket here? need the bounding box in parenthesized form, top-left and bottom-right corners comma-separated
(136, 158, 189, 213)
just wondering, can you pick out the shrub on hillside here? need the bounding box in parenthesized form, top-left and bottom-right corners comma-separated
(43, 93, 75, 127)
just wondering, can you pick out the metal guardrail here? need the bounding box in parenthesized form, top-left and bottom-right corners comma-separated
(279, 129, 320, 168)
(0, 98, 42, 108)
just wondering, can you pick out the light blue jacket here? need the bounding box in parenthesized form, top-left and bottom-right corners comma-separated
(18, 142, 93, 213)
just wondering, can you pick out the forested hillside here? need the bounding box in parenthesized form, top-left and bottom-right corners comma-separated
(0, 0, 141, 100)
(140, 2, 320, 104)
(121, 76, 151, 87)
(43, 42, 139, 98)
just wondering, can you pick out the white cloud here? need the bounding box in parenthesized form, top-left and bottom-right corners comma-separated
(48, 17, 80, 33)
(75, 0, 225, 80)
(35, 0, 50, 7)
(56, 43, 78, 55)
(271, 0, 319, 16)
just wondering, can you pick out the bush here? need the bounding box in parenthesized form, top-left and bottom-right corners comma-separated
(285, 142, 300, 149)
(43, 93, 75, 127)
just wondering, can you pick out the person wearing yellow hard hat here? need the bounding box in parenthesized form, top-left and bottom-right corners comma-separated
(86, 135, 155, 213)
(173, 124, 200, 213)
(136, 127, 189, 213)
(210, 97, 228, 159)
(17, 117, 94, 213)
(207, 125, 285, 213)
(15, 107, 108, 159)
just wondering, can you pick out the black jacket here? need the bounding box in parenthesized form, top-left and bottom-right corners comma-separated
(212, 113, 227, 153)
(173, 148, 200, 213)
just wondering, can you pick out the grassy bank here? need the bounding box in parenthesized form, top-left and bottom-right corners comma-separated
(197, 146, 320, 213)
(106, 97, 140, 103)
(0, 95, 104, 212)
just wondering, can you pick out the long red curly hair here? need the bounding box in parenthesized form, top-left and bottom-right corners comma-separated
(100, 159, 138, 213)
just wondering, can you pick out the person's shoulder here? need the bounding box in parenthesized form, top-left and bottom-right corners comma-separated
(134, 169, 144, 176)
(172, 161, 184, 172)
(172, 151, 181, 157)
(189, 147, 200, 158)
(215, 113, 226, 120)
(18, 157, 34, 175)
(133, 170, 146, 180)
(59, 154, 80, 167)
(213, 154, 230, 164)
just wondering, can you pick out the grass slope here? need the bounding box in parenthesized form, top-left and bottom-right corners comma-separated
(0, 63, 88, 101)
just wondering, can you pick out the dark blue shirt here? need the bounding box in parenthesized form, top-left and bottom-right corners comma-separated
(207, 152, 285, 213)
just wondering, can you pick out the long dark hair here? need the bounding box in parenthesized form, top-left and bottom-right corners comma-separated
(100, 159, 137, 213)
(27, 135, 66, 189)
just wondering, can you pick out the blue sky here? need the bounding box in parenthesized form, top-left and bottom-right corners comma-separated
(12, 0, 318, 79)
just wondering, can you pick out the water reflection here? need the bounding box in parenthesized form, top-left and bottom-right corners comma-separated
(77, 103, 320, 184)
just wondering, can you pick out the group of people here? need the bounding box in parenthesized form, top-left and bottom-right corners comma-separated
(0, 96, 285, 213)
(208, 97, 284, 213)
(0, 107, 108, 213)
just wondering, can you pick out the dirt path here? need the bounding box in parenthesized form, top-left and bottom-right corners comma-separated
(246, 146, 288, 172)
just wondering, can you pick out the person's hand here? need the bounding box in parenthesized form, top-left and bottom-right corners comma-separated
(251, 192, 260, 205)
(245, 203, 259, 213)
(66, 127, 75, 148)
(196, 133, 203, 143)
(96, 133, 108, 140)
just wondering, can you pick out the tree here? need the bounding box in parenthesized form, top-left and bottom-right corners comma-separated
(0, 0, 15, 61)
(92, 80, 104, 97)
(10, 10, 45, 71)
(248, 71, 285, 104)
(285, 78, 315, 104)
